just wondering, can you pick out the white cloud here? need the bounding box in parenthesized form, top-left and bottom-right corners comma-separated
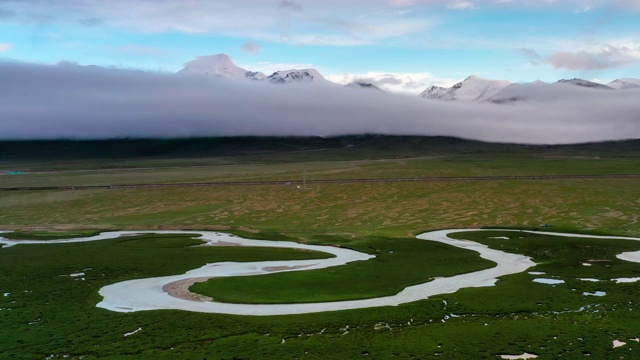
(447, 2, 476, 10)
(0, 43, 12, 52)
(575, 5, 593, 13)
(388, 0, 415, 6)
(265, 34, 367, 46)
(327, 72, 459, 94)
(520, 41, 640, 70)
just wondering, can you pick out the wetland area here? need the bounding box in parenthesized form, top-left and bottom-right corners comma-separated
(2, 136, 640, 359)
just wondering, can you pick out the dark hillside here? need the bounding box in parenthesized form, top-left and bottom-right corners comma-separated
(1, 135, 639, 163)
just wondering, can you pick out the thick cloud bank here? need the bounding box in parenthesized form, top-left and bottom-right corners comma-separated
(1, 62, 639, 144)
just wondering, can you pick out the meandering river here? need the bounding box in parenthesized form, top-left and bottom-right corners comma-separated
(2, 229, 640, 315)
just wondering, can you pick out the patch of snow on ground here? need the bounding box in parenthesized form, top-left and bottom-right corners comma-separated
(500, 353, 538, 359)
(69, 272, 85, 277)
(578, 278, 600, 282)
(533, 278, 565, 285)
(581, 262, 592, 266)
(489, 236, 510, 240)
(583, 291, 606, 297)
(528, 272, 546, 275)
(613, 340, 626, 348)
(616, 250, 640, 263)
(3, 292, 9, 297)
(613, 277, 640, 283)
(123, 327, 142, 337)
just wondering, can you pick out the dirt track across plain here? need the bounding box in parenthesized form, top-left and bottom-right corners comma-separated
(2, 174, 639, 192)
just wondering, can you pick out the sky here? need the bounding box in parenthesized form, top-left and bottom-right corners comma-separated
(1, 0, 640, 94)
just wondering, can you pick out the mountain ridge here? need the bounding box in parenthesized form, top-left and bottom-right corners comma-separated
(420, 75, 511, 102)
(176, 53, 640, 100)
(177, 53, 328, 85)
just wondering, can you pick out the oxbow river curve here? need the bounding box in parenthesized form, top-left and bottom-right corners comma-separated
(2, 229, 640, 316)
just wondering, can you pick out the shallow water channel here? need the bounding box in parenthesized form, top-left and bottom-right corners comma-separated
(2, 229, 640, 315)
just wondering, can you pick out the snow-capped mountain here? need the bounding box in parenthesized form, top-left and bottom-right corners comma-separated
(177, 54, 640, 101)
(556, 78, 612, 90)
(488, 82, 571, 104)
(345, 81, 381, 90)
(419, 75, 511, 102)
(420, 85, 455, 101)
(245, 71, 267, 81)
(266, 69, 326, 84)
(177, 54, 266, 80)
(608, 78, 640, 90)
(486, 79, 632, 104)
(178, 54, 328, 85)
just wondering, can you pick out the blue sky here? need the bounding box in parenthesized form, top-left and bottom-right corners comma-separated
(1, 0, 639, 93)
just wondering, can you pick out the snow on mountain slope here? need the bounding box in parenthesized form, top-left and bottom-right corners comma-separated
(177, 54, 263, 80)
(245, 71, 267, 81)
(556, 78, 612, 90)
(419, 85, 456, 101)
(488, 82, 562, 103)
(608, 78, 640, 89)
(488, 81, 618, 104)
(177, 54, 329, 85)
(420, 75, 510, 102)
(267, 69, 326, 84)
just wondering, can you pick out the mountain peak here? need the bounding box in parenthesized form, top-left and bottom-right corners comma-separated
(345, 81, 382, 90)
(557, 78, 612, 90)
(464, 75, 484, 81)
(608, 78, 640, 90)
(267, 69, 326, 84)
(176, 54, 331, 85)
(178, 53, 248, 78)
(422, 75, 510, 102)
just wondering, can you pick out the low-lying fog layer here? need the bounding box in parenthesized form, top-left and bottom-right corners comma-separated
(1, 62, 639, 144)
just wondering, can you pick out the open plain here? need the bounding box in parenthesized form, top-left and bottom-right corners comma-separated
(2, 136, 640, 359)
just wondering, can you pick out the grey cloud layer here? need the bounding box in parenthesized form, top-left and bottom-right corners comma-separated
(1, 62, 639, 144)
(522, 45, 640, 71)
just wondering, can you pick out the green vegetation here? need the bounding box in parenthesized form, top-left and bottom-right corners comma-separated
(1, 135, 640, 359)
(2, 136, 640, 188)
(0, 234, 334, 359)
(0, 230, 105, 240)
(192, 237, 494, 303)
(449, 230, 640, 279)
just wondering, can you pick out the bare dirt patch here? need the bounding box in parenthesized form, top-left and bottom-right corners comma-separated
(162, 277, 213, 302)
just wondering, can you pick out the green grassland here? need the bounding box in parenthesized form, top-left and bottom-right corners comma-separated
(1, 136, 640, 359)
(191, 237, 494, 303)
(191, 230, 640, 304)
(0, 230, 106, 240)
(2, 136, 640, 188)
